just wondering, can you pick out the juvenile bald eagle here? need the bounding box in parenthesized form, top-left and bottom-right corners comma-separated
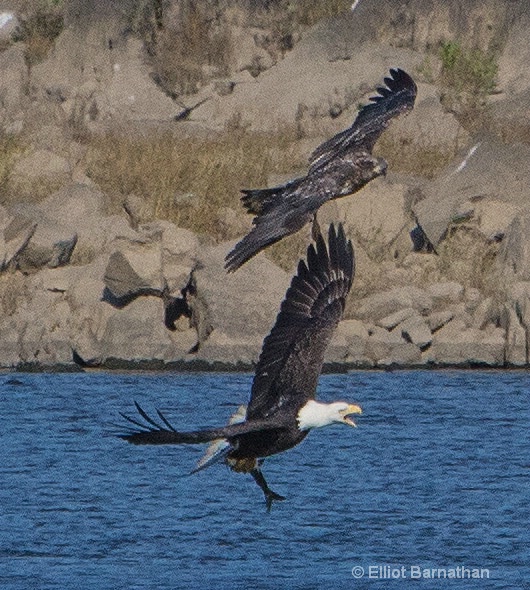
(225, 68, 417, 272)
(118, 224, 361, 510)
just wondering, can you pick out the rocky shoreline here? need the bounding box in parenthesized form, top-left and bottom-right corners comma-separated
(2, 1, 530, 371)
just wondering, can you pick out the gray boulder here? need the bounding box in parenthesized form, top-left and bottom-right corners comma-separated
(1, 207, 37, 271)
(123, 194, 148, 230)
(100, 297, 186, 362)
(426, 281, 464, 307)
(426, 310, 455, 332)
(103, 220, 199, 304)
(428, 319, 505, 366)
(492, 11, 530, 141)
(413, 141, 530, 248)
(159, 222, 200, 292)
(103, 242, 164, 304)
(319, 174, 413, 262)
(505, 281, 530, 366)
(399, 315, 432, 350)
(3, 284, 74, 367)
(191, 240, 290, 362)
(377, 307, 417, 330)
(95, 38, 178, 122)
(19, 229, 77, 272)
(3, 183, 118, 272)
(364, 325, 422, 366)
(39, 184, 138, 255)
(10, 149, 71, 190)
(42, 183, 105, 228)
(6, 204, 78, 272)
(355, 286, 432, 321)
(503, 306, 526, 366)
(378, 343, 424, 367)
(472, 297, 496, 330)
(0, 317, 22, 367)
(498, 214, 530, 280)
(0, 12, 19, 44)
(0, 44, 28, 132)
(333, 320, 371, 365)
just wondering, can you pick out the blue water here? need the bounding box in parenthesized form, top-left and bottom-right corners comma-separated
(0, 370, 528, 590)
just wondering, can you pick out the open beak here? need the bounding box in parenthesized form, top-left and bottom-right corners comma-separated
(342, 403, 362, 427)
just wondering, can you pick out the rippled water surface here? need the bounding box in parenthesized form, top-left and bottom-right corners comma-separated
(0, 370, 529, 589)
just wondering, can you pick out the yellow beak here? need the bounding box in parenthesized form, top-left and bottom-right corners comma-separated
(342, 403, 362, 427)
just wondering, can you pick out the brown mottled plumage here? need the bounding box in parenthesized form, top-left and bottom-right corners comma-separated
(225, 68, 417, 272)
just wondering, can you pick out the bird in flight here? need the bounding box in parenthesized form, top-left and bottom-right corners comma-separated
(118, 223, 361, 511)
(225, 68, 417, 272)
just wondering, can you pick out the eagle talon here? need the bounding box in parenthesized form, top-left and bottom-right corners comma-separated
(118, 224, 363, 510)
(251, 468, 285, 512)
(265, 490, 286, 513)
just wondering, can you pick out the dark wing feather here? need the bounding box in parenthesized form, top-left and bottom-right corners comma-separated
(117, 401, 285, 445)
(246, 223, 354, 421)
(240, 176, 303, 215)
(224, 201, 313, 272)
(308, 68, 417, 173)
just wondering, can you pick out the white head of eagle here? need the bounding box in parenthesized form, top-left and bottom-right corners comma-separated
(297, 400, 362, 431)
(118, 222, 366, 511)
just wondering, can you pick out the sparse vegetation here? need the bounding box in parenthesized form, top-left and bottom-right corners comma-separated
(433, 225, 500, 294)
(137, 0, 352, 97)
(0, 135, 26, 203)
(0, 271, 29, 316)
(148, 3, 235, 95)
(438, 40, 498, 131)
(439, 41, 498, 95)
(374, 133, 456, 180)
(85, 127, 303, 241)
(13, 2, 64, 66)
(266, 227, 311, 271)
(287, 0, 352, 27)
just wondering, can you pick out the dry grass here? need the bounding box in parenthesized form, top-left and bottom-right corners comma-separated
(374, 133, 456, 180)
(0, 271, 29, 316)
(0, 134, 68, 206)
(139, 0, 352, 96)
(4, 176, 68, 206)
(435, 225, 500, 293)
(12, 2, 64, 66)
(150, 3, 235, 95)
(437, 41, 498, 133)
(85, 127, 303, 241)
(0, 135, 27, 205)
(266, 226, 311, 271)
(287, 0, 352, 27)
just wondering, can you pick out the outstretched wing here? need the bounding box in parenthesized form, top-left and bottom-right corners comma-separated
(117, 401, 284, 445)
(224, 199, 313, 272)
(308, 68, 417, 173)
(246, 223, 354, 421)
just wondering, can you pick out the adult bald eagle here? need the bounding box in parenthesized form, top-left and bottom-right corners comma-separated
(225, 68, 417, 272)
(118, 224, 361, 510)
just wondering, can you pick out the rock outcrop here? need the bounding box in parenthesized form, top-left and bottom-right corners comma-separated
(413, 140, 530, 248)
(2, 1, 530, 370)
(0, 44, 28, 133)
(0, 198, 293, 369)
